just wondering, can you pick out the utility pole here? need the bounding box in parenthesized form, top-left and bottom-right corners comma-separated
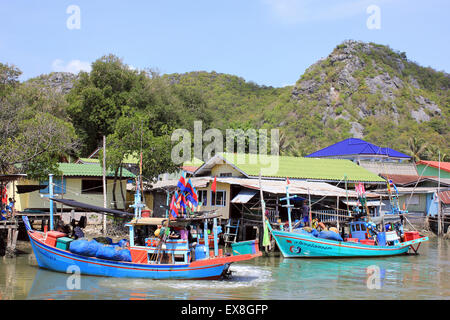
(438, 151, 442, 236)
(103, 135, 107, 236)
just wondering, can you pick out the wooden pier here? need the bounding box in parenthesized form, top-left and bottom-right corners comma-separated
(0, 212, 61, 257)
(0, 219, 19, 257)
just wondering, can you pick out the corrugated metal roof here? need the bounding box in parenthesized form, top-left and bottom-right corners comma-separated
(438, 191, 450, 205)
(417, 160, 450, 173)
(216, 153, 386, 183)
(306, 138, 410, 159)
(374, 186, 450, 194)
(342, 200, 384, 207)
(231, 190, 257, 203)
(58, 163, 135, 178)
(150, 176, 378, 198)
(379, 174, 421, 186)
(359, 161, 418, 176)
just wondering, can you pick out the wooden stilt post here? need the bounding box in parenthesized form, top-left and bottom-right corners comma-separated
(336, 196, 340, 230)
(103, 135, 107, 236)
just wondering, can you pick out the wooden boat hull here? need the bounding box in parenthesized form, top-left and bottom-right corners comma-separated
(271, 229, 428, 258)
(27, 230, 261, 280)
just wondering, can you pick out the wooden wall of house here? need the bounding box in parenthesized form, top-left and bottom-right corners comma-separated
(13, 178, 129, 211)
(211, 163, 244, 177)
(196, 181, 231, 219)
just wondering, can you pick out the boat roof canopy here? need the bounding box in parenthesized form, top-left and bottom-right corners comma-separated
(50, 198, 134, 218)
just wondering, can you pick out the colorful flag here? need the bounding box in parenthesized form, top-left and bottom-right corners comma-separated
(356, 183, 365, 196)
(169, 194, 178, 219)
(178, 193, 187, 209)
(186, 193, 198, 207)
(177, 172, 186, 192)
(186, 178, 197, 202)
(211, 176, 217, 193)
(286, 177, 290, 185)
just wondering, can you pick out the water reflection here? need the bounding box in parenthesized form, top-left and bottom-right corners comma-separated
(1, 238, 449, 300)
(25, 263, 273, 300)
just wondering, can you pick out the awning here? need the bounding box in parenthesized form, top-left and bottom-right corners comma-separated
(16, 185, 47, 194)
(342, 200, 384, 207)
(231, 190, 257, 204)
(49, 198, 134, 217)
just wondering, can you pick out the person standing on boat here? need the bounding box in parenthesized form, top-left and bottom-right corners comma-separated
(300, 200, 310, 226)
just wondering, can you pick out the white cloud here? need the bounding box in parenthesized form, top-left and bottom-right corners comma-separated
(264, 0, 388, 24)
(51, 59, 91, 74)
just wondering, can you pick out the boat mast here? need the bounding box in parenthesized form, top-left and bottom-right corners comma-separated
(49, 174, 54, 231)
(438, 151, 442, 236)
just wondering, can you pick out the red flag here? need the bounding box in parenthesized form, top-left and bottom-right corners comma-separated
(286, 177, 290, 185)
(211, 176, 217, 193)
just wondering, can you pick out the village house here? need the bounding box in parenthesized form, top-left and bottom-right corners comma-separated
(4, 163, 135, 226)
(146, 153, 385, 241)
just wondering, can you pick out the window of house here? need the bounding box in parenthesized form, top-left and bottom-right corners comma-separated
(219, 172, 232, 177)
(40, 178, 66, 194)
(407, 195, 420, 206)
(211, 190, 226, 207)
(81, 179, 103, 194)
(198, 190, 208, 206)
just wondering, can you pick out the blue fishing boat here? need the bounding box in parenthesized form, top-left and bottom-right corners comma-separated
(268, 179, 428, 258)
(267, 223, 427, 258)
(24, 174, 261, 279)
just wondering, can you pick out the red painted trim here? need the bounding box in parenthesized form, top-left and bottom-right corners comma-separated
(276, 234, 407, 251)
(190, 252, 262, 267)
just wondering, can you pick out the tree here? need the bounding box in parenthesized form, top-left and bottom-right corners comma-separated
(405, 137, 428, 162)
(67, 54, 147, 154)
(0, 64, 78, 180)
(99, 113, 178, 208)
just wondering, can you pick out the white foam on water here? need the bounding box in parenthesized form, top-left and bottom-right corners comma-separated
(96, 264, 273, 292)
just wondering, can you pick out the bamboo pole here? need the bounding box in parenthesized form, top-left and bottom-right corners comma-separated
(438, 151, 442, 236)
(336, 196, 340, 230)
(102, 135, 107, 236)
(259, 171, 268, 251)
(308, 188, 312, 227)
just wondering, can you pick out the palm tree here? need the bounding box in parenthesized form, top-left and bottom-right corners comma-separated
(405, 137, 428, 162)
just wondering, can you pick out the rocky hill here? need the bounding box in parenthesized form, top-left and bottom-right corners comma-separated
(283, 40, 449, 157)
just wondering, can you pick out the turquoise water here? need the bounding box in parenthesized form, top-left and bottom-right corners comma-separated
(0, 238, 448, 300)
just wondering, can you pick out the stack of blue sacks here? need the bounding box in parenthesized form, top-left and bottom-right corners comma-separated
(69, 238, 132, 262)
(293, 227, 343, 242)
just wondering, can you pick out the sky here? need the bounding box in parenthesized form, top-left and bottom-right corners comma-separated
(0, 0, 449, 87)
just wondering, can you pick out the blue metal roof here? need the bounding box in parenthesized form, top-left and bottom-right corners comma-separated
(306, 138, 411, 159)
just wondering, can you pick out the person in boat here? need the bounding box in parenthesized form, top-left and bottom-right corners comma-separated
(300, 201, 310, 226)
(55, 220, 71, 235)
(169, 227, 181, 239)
(71, 216, 86, 240)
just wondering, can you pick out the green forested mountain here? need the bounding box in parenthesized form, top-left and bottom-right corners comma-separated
(4, 40, 448, 180)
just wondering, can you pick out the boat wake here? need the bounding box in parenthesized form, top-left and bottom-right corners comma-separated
(97, 264, 273, 292)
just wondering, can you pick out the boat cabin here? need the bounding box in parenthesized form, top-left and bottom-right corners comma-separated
(126, 214, 223, 265)
(348, 221, 367, 240)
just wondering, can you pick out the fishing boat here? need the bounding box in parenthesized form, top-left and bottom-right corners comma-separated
(267, 179, 428, 258)
(24, 174, 261, 280)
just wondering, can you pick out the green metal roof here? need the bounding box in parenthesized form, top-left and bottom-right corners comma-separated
(78, 154, 139, 165)
(220, 153, 386, 183)
(57, 163, 135, 178)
